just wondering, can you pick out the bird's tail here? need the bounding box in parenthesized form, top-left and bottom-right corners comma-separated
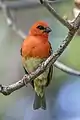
(33, 93, 46, 110)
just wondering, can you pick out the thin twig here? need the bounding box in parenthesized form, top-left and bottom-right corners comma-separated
(0, 0, 80, 95)
(2, 1, 80, 78)
(54, 61, 80, 76)
(2, 60, 80, 95)
(0, 0, 26, 39)
(0, 11, 80, 95)
(0, 0, 64, 9)
(40, 0, 73, 30)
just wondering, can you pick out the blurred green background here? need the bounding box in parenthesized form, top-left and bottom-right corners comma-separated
(0, 0, 80, 120)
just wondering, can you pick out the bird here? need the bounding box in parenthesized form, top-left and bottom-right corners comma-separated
(20, 21, 53, 110)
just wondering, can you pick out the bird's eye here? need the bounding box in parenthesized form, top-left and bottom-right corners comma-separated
(37, 25, 45, 30)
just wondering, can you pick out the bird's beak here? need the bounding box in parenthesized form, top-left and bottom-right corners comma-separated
(44, 27, 52, 33)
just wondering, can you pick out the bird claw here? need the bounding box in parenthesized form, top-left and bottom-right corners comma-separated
(23, 75, 28, 87)
(23, 79, 27, 87)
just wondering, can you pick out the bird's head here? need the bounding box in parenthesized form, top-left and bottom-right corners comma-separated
(29, 21, 52, 38)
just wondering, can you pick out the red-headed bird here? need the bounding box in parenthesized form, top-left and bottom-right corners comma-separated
(20, 21, 53, 110)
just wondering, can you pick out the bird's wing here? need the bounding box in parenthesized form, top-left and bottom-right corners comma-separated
(20, 47, 34, 87)
(46, 42, 53, 87)
(23, 66, 34, 88)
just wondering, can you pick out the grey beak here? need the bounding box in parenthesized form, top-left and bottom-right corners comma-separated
(44, 27, 52, 33)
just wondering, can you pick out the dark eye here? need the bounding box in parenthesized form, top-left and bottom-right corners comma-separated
(37, 25, 45, 30)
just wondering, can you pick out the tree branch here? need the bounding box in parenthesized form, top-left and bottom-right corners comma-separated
(0, 11, 80, 95)
(40, 0, 73, 30)
(0, 0, 80, 95)
(0, 79, 25, 95)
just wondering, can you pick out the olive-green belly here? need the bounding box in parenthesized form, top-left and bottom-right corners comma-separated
(22, 57, 49, 97)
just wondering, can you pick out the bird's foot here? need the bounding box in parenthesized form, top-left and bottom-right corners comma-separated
(23, 75, 28, 87)
(24, 80, 27, 87)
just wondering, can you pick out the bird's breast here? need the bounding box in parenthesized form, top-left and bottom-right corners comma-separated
(22, 57, 45, 72)
(21, 36, 50, 58)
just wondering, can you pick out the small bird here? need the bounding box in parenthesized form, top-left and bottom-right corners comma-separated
(20, 21, 53, 110)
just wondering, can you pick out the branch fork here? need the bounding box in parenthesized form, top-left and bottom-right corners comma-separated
(0, 0, 80, 95)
